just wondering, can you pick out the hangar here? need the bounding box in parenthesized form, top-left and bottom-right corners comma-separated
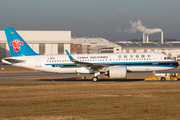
(0, 30, 71, 60)
(113, 42, 180, 60)
(71, 37, 112, 54)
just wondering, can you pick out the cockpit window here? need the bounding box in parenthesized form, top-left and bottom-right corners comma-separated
(167, 57, 172, 60)
(164, 57, 172, 60)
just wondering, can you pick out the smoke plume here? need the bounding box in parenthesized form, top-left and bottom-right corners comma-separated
(125, 20, 162, 34)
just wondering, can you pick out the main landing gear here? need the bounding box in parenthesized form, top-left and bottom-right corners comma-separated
(92, 77, 98, 82)
(92, 71, 100, 82)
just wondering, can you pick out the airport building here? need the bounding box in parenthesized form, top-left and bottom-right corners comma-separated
(71, 37, 112, 54)
(0, 30, 71, 60)
(71, 44, 82, 54)
(113, 43, 180, 60)
(101, 47, 114, 53)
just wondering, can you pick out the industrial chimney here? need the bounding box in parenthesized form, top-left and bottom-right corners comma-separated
(143, 33, 149, 43)
(143, 31, 163, 43)
(143, 33, 145, 43)
(146, 34, 149, 43)
(161, 32, 163, 43)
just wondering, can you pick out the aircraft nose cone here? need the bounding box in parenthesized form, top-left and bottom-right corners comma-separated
(174, 61, 179, 68)
(177, 61, 179, 67)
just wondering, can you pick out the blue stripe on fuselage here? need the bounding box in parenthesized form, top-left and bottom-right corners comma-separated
(46, 61, 179, 68)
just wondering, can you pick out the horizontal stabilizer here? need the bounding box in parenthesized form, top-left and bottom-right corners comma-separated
(2, 58, 25, 63)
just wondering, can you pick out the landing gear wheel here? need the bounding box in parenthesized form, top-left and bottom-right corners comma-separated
(93, 77, 98, 82)
(161, 77, 166, 81)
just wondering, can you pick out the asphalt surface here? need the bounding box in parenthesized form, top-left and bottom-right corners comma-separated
(0, 73, 92, 79)
(0, 64, 179, 82)
(0, 70, 179, 79)
(0, 70, 179, 82)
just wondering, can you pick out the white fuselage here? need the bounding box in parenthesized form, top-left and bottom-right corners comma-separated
(2, 52, 179, 73)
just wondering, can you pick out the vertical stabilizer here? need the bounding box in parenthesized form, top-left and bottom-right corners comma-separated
(4, 28, 39, 57)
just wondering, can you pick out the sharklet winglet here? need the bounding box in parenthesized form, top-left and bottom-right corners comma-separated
(65, 50, 75, 61)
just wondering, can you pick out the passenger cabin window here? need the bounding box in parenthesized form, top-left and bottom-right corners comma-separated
(136, 55, 139, 58)
(124, 55, 127, 58)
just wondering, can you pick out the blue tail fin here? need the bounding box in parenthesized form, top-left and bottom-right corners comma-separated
(4, 28, 39, 57)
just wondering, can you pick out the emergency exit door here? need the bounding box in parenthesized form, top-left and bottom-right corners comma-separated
(36, 57, 41, 67)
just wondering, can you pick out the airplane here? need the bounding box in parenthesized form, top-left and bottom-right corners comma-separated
(1, 28, 179, 82)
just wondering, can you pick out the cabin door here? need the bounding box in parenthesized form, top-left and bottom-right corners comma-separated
(36, 57, 41, 67)
(152, 54, 158, 64)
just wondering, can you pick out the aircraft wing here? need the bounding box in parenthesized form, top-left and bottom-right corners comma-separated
(65, 50, 107, 70)
(71, 59, 106, 70)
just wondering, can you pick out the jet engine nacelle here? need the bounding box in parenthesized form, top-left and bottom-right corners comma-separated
(107, 66, 127, 79)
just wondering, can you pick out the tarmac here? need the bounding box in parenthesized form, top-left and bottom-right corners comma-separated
(0, 64, 179, 82)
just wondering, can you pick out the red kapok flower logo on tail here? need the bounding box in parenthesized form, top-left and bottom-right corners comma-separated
(10, 39, 23, 52)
